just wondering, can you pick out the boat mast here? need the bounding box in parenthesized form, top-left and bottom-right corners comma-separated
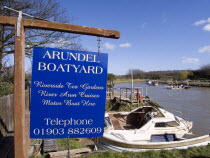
(131, 67, 134, 91)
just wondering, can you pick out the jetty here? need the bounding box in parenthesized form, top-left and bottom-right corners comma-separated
(107, 87, 147, 103)
(106, 87, 161, 112)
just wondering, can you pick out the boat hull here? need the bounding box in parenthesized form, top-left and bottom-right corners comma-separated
(97, 134, 210, 152)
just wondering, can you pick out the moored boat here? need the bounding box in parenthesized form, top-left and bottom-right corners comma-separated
(96, 105, 210, 152)
(98, 134, 210, 152)
(147, 80, 158, 86)
(166, 85, 191, 90)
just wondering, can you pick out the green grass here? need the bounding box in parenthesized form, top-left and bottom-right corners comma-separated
(29, 153, 50, 158)
(83, 145, 210, 158)
(114, 79, 147, 84)
(56, 138, 81, 151)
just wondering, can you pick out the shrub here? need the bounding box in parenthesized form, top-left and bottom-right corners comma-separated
(0, 82, 13, 97)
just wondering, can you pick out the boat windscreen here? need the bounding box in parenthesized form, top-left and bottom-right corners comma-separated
(104, 117, 112, 127)
(155, 121, 179, 127)
(145, 112, 153, 121)
(175, 116, 180, 124)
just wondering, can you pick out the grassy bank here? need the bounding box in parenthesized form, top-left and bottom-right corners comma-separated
(84, 144, 210, 158)
(30, 144, 210, 158)
(114, 79, 147, 84)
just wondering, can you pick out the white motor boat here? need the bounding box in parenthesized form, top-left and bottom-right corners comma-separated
(166, 85, 191, 90)
(147, 80, 158, 86)
(96, 106, 210, 152)
(103, 106, 193, 142)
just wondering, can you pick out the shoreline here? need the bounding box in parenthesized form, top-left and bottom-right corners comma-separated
(113, 79, 147, 84)
(112, 79, 210, 87)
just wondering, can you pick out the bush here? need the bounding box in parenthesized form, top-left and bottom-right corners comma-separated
(0, 82, 13, 97)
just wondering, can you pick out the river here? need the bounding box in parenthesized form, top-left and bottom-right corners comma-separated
(115, 82, 210, 136)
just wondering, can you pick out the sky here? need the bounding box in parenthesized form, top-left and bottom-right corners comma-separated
(59, 0, 210, 75)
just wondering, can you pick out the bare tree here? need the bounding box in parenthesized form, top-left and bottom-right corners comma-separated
(108, 73, 115, 87)
(200, 64, 210, 79)
(126, 69, 145, 79)
(0, 0, 83, 79)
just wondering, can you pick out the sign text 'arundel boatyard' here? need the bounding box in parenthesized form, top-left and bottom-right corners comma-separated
(38, 50, 103, 74)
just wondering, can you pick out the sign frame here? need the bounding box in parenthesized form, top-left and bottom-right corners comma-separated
(30, 47, 108, 139)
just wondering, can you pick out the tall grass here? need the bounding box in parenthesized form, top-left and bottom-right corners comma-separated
(84, 145, 210, 158)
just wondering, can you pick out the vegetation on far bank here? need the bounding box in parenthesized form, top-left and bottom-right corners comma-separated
(124, 64, 210, 80)
(107, 64, 210, 85)
(114, 79, 147, 84)
(107, 64, 210, 87)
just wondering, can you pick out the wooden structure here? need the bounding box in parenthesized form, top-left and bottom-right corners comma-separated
(0, 15, 120, 158)
(119, 87, 146, 103)
(49, 148, 92, 158)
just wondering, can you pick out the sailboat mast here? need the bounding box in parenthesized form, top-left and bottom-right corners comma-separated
(131, 68, 134, 91)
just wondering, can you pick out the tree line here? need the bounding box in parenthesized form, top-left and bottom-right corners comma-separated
(108, 64, 210, 83)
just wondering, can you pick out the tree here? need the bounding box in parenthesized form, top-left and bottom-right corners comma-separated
(0, 57, 14, 82)
(199, 64, 210, 79)
(126, 69, 145, 79)
(179, 71, 190, 80)
(107, 73, 115, 87)
(0, 0, 83, 79)
(146, 71, 161, 80)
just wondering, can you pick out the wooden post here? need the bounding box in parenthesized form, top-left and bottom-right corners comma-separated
(14, 17, 27, 157)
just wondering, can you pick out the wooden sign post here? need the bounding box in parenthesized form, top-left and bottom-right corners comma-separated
(0, 15, 120, 158)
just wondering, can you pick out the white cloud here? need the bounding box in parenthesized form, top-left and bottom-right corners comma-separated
(203, 24, 210, 31)
(193, 17, 210, 32)
(119, 43, 131, 48)
(193, 20, 207, 26)
(103, 42, 116, 50)
(198, 45, 210, 54)
(181, 57, 200, 64)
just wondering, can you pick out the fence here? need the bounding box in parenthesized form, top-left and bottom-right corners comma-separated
(0, 89, 30, 157)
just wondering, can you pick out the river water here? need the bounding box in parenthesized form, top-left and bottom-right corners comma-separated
(115, 82, 210, 136)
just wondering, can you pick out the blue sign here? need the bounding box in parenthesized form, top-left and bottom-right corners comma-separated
(30, 47, 108, 138)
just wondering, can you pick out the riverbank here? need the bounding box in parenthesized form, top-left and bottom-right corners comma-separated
(113, 79, 147, 84)
(158, 80, 210, 87)
(113, 79, 210, 87)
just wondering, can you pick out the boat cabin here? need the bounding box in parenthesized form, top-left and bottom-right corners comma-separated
(105, 106, 165, 130)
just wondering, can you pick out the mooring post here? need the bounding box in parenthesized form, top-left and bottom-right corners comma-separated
(67, 137, 70, 158)
(14, 11, 27, 158)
